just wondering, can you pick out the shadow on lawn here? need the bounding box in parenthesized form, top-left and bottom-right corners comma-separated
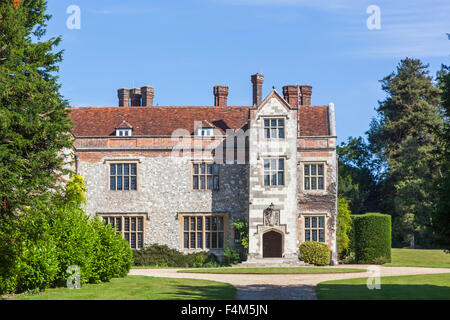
(165, 284, 236, 300)
(234, 284, 317, 300)
(316, 284, 450, 300)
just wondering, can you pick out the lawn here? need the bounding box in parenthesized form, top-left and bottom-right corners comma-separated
(316, 273, 450, 300)
(11, 276, 236, 300)
(386, 248, 450, 268)
(178, 267, 366, 274)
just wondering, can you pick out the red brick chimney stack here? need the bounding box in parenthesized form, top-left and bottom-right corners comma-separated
(299, 85, 312, 106)
(282, 85, 313, 107)
(141, 86, 155, 107)
(282, 85, 299, 108)
(118, 88, 130, 107)
(251, 73, 264, 106)
(213, 85, 229, 107)
(130, 88, 142, 107)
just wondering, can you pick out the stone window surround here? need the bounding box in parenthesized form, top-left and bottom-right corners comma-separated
(190, 160, 221, 192)
(177, 212, 229, 252)
(104, 159, 140, 192)
(299, 160, 329, 193)
(262, 117, 286, 140)
(260, 155, 289, 189)
(302, 214, 327, 243)
(97, 212, 148, 250)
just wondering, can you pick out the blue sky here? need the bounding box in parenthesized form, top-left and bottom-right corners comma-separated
(45, 0, 450, 143)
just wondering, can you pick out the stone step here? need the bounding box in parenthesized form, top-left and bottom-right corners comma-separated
(233, 258, 313, 268)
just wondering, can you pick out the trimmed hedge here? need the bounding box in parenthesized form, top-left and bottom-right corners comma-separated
(299, 241, 330, 266)
(352, 213, 391, 264)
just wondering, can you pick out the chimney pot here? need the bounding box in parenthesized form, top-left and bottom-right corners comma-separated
(213, 85, 229, 106)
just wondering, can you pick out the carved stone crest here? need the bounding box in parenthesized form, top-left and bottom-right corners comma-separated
(263, 203, 280, 226)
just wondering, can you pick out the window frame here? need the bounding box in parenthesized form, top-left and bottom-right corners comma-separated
(263, 118, 286, 140)
(263, 158, 285, 187)
(303, 162, 326, 191)
(109, 162, 138, 192)
(100, 214, 145, 250)
(180, 214, 226, 251)
(303, 215, 326, 243)
(191, 162, 220, 191)
(116, 129, 132, 137)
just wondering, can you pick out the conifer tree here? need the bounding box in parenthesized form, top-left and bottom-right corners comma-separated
(432, 46, 450, 251)
(0, 0, 73, 220)
(368, 58, 443, 247)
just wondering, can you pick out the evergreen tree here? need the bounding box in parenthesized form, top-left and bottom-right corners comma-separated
(367, 58, 443, 248)
(0, 0, 73, 220)
(337, 136, 380, 214)
(432, 43, 450, 251)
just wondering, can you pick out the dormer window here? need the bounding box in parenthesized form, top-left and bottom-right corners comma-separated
(116, 129, 132, 137)
(197, 128, 214, 137)
(115, 120, 133, 137)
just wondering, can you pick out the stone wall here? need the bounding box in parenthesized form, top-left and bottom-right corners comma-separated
(77, 151, 249, 254)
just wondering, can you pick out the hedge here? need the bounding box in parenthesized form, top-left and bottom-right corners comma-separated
(352, 213, 391, 264)
(133, 244, 220, 268)
(299, 241, 330, 266)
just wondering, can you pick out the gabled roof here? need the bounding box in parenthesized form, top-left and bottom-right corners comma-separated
(116, 120, 133, 129)
(255, 90, 293, 113)
(69, 106, 251, 137)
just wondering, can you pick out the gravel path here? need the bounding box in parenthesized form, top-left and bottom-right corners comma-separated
(129, 266, 450, 300)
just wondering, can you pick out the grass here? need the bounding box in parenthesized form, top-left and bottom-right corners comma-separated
(178, 267, 366, 274)
(385, 248, 450, 268)
(11, 276, 236, 300)
(316, 273, 450, 300)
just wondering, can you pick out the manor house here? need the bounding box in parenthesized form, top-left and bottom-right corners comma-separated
(69, 74, 338, 264)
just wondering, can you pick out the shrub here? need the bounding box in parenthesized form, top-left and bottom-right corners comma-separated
(337, 197, 353, 260)
(50, 205, 97, 286)
(90, 217, 133, 282)
(133, 244, 221, 268)
(352, 213, 391, 264)
(299, 242, 330, 266)
(222, 247, 241, 266)
(15, 239, 59, 292)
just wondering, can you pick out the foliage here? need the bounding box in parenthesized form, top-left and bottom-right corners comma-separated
(432, 55, 450, 252)
(232, 218, 249, 249)
(299, 242, 330, 266)
(367, 58, 443, 248)
(352, 213, 391, 264)
(222, 247, 241, 267)
(133, 244, 220, 268)
(0, 176, 133, 294)
(337, 197, 353, 260)
(0, 0, 74, 222)
(337, 137, 380, 214)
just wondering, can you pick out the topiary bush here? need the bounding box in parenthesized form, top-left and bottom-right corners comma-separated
(299, 242, 330, 266)
(352, 213, 391, 264)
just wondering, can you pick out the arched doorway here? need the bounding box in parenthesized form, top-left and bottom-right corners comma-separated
(263, 231, 283, 258)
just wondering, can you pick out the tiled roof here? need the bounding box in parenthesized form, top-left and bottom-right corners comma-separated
(69, 105, 330, 137)
(69, 106, 251, 137)
(299, 106, 330, 136)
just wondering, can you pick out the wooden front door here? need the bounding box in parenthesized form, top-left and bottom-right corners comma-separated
(263, 231, 282, 258)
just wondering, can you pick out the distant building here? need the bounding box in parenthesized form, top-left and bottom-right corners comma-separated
(69, 74, 338, 264)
